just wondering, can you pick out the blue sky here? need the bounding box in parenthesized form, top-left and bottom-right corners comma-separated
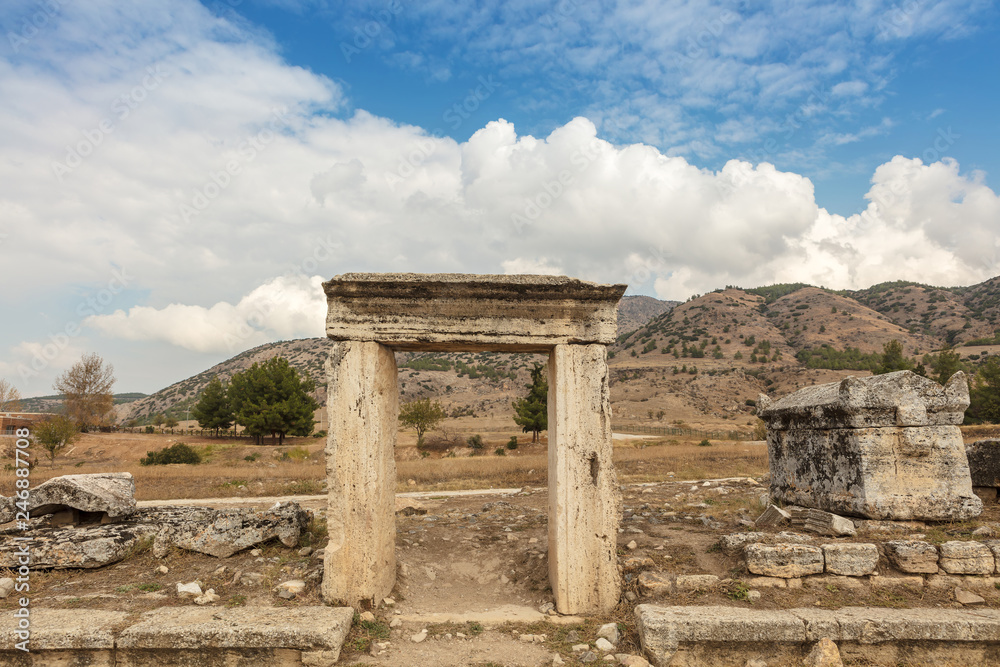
(1, 0, 998, 397)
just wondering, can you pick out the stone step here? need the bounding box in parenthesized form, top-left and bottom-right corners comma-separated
(636, 604, 1000, 666)
(0, 606, 353, 666)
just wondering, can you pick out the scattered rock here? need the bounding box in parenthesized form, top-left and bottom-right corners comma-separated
(595, 637, 614, 652)
(359, 611, 376, 623)
(745, 660, 768, 667)
(597, 622, 619, 646)
(746, 590, 762, 602)
(0, 521, 158, 570)
(618, 656, 651, 667)
(571, 643, 590, 652)
(955, 587, 986, 605)
(176, 581, 202, 599)
(0, 578, 14, 599)
(0, 472, 136, 524)
(623, 556, 655, 572)
(803, 637, 843, 667)
(539, 602, 556, 614)
(675, 574, 719, 591)
(552, 655, 565, 666)
(154, 502, 311, 558)
(637, 571, 673, 596)
(193, 588, 219, 605)
(580, 651, 598, 663)
(410, 629, 427, 643)
(755, 505, 790, 528)
(798, 508, 856, 537)
(626, 540, 638, 550)
(298, 546, 313, 556)
(276, 579, 306, 597)
(389, 618, 402, 628)
(719, 532, 766, 555)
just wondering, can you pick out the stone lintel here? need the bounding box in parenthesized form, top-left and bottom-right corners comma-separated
(324, 273, 626, 349)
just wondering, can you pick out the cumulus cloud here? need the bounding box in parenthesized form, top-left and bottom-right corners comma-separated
(3, 0, 999, 366)
(84, 275, 326, 353)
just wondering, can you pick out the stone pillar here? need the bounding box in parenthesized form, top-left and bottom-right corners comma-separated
(547, 343, 621, 614)
(322, 341, 398, 606)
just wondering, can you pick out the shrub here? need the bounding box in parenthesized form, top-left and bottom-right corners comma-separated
(507, 436, 518, 450)
(466, 434, 484, 450)
(144, 425, 154, 434)
(244, 452, 260, 462)
(495, 447, 506, 456)
(697, 439, 712, 447)
(140, 442, 201, 466)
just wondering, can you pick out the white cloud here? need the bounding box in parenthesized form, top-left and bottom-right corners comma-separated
(83, 275, 326, 353)
(3, 0, 999, 364)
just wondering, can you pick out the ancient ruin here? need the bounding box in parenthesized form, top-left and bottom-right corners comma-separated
(758, 370, 982, 521)
(0, 472, 312, 569)
(322, 273, 626, 614)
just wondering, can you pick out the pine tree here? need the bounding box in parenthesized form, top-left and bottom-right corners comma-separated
(192, 375, 234, 436)
(228, 357, 319, 445)
(513, 363, 547, 443)
(875, 340, 914, 375)
(968, 357, 1000, 424)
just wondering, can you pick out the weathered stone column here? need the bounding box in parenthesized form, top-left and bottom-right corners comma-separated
(322, 341, 398, 606)
(548, 343, 621, 614)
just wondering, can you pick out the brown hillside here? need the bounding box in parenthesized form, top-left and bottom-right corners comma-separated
(765, 286, 932, 355)
(853, 282, 992, 345)
(616, 294, 677, 335)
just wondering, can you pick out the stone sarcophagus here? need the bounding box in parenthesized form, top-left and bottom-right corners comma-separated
(758, 371, 982, 521)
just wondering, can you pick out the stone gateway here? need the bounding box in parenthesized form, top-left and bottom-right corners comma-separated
(321, 273, 625, 614)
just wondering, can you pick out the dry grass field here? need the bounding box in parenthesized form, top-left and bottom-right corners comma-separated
(0, 425, 772, 500)
(4, 421, 994, 500)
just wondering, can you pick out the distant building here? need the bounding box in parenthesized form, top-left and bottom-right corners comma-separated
(0, 412, 56, 436)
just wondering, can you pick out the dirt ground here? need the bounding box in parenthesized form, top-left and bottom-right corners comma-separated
(6, 470, 1000, 666)
(4, 428, 1000, 665)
